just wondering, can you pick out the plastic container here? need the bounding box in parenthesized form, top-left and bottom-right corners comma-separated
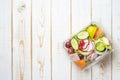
(63, 24, 113, 71)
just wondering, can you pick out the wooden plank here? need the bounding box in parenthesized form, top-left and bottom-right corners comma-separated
(112, 0, 120, 80)
(12, 0, 32, 80)
(0, 0, 11, 80)
(92, 0, 112, 80)
(72, 0, 92, 80)
(32, 0, 51, 80)
(52, 0, 71, 80)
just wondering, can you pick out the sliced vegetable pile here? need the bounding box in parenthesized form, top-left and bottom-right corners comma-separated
(64, 24, 112, 69)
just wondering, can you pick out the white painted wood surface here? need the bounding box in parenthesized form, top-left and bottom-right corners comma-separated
(12, 0, 32, 80)
(52, 0, 71, 80)
(0, 0, 11, 80)
(32, 0, 51, 80)
(0, 0, 120, 80)
(92, 0, 112, 80)
(112, 0, 120, 79)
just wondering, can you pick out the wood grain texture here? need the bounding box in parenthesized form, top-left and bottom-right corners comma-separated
(112, 0, 120, 80)
(0, 0, 11, 80)
(92, 0, 112, 80)
(12, 0, 32, 80)
(0, 0, 120, 80)
(72, 0, 91, 80)
(32, 0, 51, 80)
(52, 0, 71, 80)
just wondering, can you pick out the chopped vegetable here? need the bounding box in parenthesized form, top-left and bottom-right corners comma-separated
(71, 38, 78, 50)
(87, 25, 97, 38)
(96, 42, 106, 52)
(94, 28, 103, 39)
(102, 37, 110, 45)
(75, 60, 87, 68)
(77, 31, 89, 39)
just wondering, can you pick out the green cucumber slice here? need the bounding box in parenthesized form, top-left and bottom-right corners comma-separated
(73, 35, 79, 42)
(96, 42, 105, 52)
(71, 38, 78, 50)
(77, 31, 89, 39)
(76, 50, 90, 56)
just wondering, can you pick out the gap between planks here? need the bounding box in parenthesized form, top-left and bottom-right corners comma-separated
(111, 0, 113, 80)
(70, 0, 72, 80)
(50, 0, 53, 80)
(90, 0, 93, 80)
(11, 0, 13, 80)
(30, 0, 33, 79)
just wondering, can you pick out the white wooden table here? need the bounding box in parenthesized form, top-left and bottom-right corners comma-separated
(0, 0, 120, 80)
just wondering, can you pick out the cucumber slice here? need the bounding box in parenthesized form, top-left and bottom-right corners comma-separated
(96, 42, 105, 52)
(76, 50, 90, 56)
(73, 35, 79, 42)
(77, 31, 89, 39)
(71, 38, 78, 50)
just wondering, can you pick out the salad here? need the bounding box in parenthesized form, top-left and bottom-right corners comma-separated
(64, 24, 112, 69)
